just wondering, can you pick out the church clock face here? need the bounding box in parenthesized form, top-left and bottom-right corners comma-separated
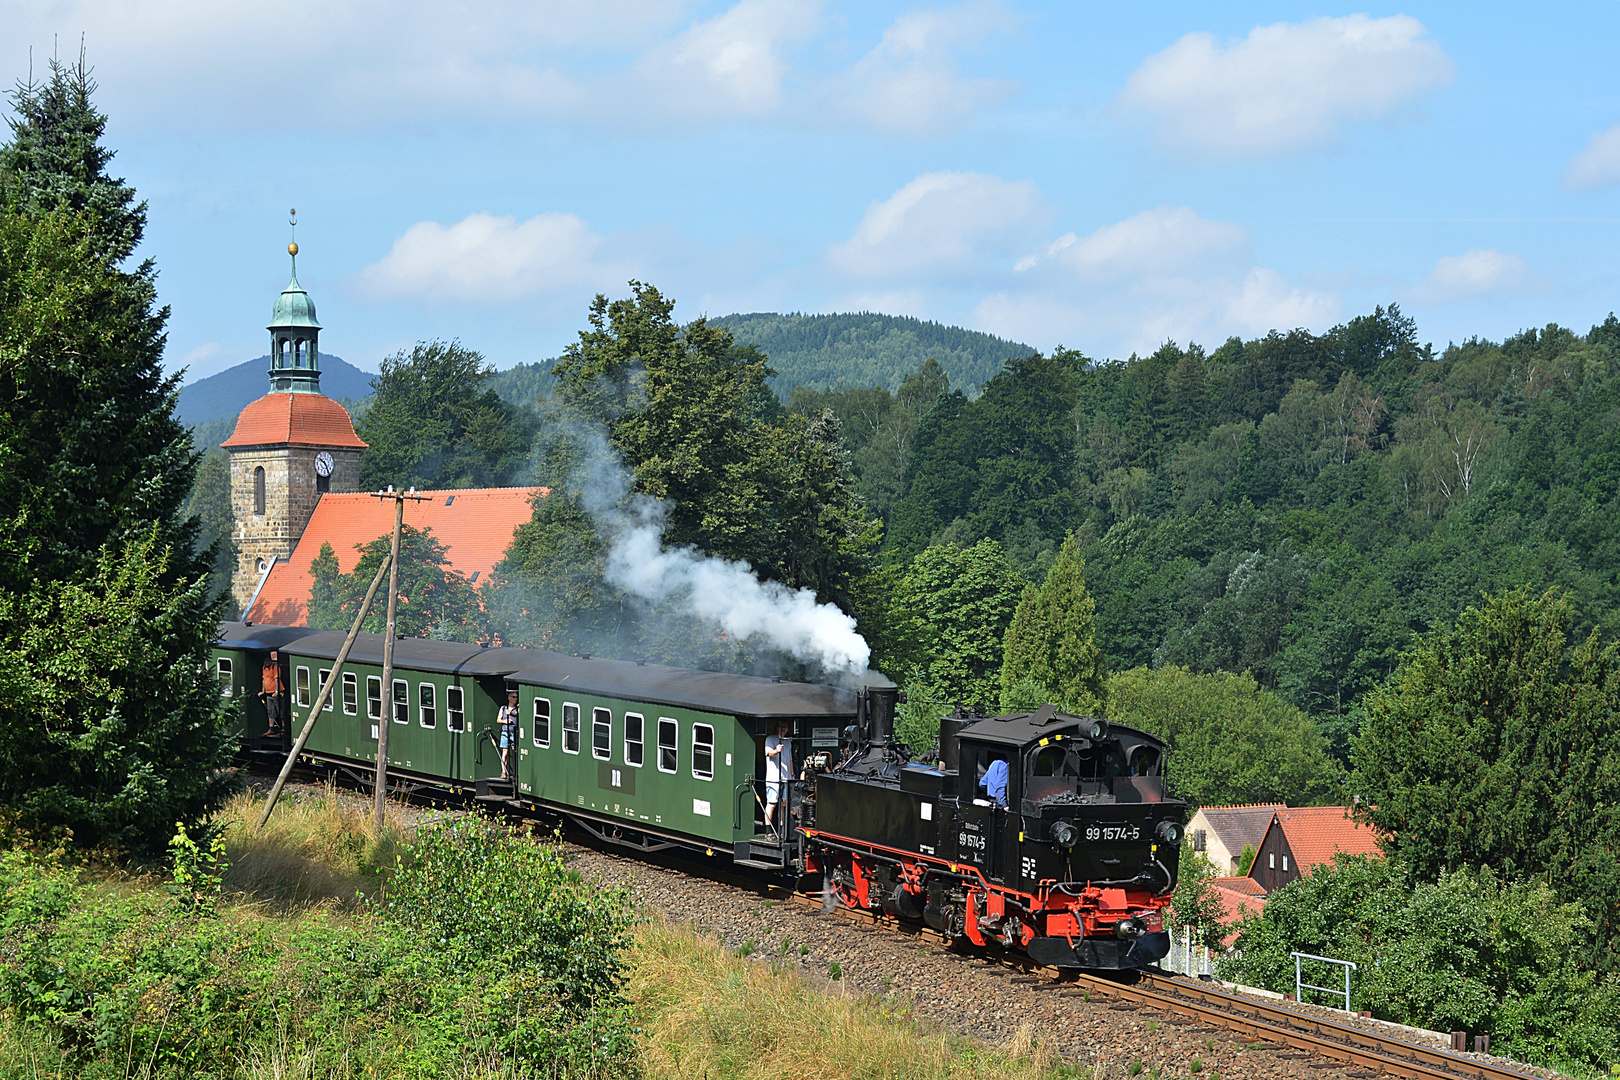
(314, 451, 335, 478)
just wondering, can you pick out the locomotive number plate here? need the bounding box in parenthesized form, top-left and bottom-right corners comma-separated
(1085, 824, 1142, 842)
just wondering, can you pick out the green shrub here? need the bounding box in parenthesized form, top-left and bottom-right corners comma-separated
(1220, 855, 1620, 1073)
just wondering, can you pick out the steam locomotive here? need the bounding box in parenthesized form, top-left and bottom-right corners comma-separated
(215, 621, 1183, 970)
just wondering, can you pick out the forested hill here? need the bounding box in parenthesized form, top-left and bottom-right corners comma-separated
(177, 353, 375, 425)
(803, 306, 1620, 757)
(711, 312, 1033, 394)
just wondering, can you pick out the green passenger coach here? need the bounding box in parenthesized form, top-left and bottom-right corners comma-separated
(214, 621, 876, 867)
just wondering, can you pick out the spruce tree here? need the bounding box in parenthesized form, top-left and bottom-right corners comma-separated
(0, 59, 233, 851)
(1, 48, 147, 265)
(999, 532, 1106, 715)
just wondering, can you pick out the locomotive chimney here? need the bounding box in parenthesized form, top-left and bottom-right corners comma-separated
(864, 682, 899, 745)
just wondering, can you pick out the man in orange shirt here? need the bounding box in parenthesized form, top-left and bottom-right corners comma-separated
(261, 651, 286, 738)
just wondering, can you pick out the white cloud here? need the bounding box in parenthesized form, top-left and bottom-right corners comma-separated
(1566, 123, 1620, 190)
(1412, 248, 1526, 304)
(1019, 206, 1248, 279)
(971, 206, 1337, 355)
(635, 0, 820, 117)
(829, 171, 1047, 278)
(358, 212, 628, 303)
(831, 1, 1018, 134)
(1119, 15, 1453, 156)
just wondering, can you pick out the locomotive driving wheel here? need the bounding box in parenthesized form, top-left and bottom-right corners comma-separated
(823, 863, 862, 911)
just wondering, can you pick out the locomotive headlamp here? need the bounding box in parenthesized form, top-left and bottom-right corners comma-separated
(1086, 719, 1108, 740)
(1050, 819, 1078, 847)
(1156, 820, 1184, 846)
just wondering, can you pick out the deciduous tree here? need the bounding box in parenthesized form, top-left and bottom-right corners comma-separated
(999, 532, 1105, 714)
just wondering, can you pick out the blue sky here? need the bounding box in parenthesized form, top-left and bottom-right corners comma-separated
(6, 1, 1620, 382)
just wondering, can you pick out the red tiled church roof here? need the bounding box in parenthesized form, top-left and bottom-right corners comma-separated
(1267, 806, 1384, 876)
(244, 487, 544, 625)
(221, 392, 367, 449)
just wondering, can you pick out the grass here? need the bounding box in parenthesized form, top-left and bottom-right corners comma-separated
(212, 782, 412, 909)
(629, 917, 1070, 1080)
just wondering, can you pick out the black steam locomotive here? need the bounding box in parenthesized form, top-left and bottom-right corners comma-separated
(801, 690, 1184, 970)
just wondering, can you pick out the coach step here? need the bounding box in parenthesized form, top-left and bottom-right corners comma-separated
(474, 777, 517, 803)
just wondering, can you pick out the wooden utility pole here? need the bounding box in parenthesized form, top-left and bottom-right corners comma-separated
(372, 485, 428, 835)
(256, 552, 393, 830)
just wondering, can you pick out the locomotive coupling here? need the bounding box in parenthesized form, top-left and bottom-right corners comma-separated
(1115, 917, 1150, 940)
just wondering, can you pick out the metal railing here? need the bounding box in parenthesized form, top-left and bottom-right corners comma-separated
(1163, 926, 1215, 977)
(1293, 950, 1357, 1012)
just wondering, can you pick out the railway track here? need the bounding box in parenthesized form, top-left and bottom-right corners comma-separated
(247, 759, 1557, 1080)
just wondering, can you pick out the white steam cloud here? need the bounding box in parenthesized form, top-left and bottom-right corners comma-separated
(552, 407, 872, 675)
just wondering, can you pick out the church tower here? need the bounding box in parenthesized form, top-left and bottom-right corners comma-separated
(222, 214, 367, 612)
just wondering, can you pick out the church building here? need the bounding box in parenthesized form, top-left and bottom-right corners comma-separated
(220, 235, 540, 625)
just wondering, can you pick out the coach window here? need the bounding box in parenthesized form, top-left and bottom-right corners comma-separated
(446, 686, 465, 732)
(533, 698, 551, 748)
(562, 703, 581, 754)
(658, 719, 678, 772)
(392, 679, 409, 724)
(342, 673, 358, 715)
(419, 683, 437, 728)
(253, 466, 265, 515)
(592, 708, 612, 760)
(319, 669, 333, 711)
(216, 657, 233, 696)
(366, 676, 382, 721)
(295, 666, 311, 708)
(624, 713, 644, 767)
(692, 724, 714, 781)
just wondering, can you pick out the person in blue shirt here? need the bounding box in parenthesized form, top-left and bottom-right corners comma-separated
(981, 756, 1009, 807)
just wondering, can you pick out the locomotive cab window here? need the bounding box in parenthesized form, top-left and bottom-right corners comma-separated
(392, 680, 409, 724)
(342, 672, 357, 715)
(658, 719, 678, 773)
(366, 676, 382, 721)
(592, 708, 611, 760)
(216, 657, 233, 696)
(446, 686, 465, 732)
(692, 724, 715, 780)
(419, 683, 437, 728)
(562, 703, 581, 754)
(532, 698, 551, 748)
(295, 666, 310, 708)
(624, 713, 644, 767)
(319, 669, 333, 711)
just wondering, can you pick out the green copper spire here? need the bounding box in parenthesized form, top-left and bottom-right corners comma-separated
(267, 209, 323, 393)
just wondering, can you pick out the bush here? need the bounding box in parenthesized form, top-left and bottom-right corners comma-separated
(1220, 855, 1620, 1074)
(0, 819, 638, 1078)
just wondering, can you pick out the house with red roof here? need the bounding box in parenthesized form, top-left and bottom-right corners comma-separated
(1249, 806, 1383, 893)
(1186, 803, 1284, 875)
(1207, 876, 1268, 942)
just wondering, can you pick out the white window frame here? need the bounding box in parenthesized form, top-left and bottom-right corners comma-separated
(216, 657, 233, 696)
(419, 682, 437, 728)
(342, 672, 358, 715)
(562, 702, 581, 755)
(658, 718, 678, 774)
(592, 707, 612, 761)
(392, 679, 409, 724)
(533, 698, 551, 748)
(446, 685, 465, 733)
(624, 712, 645, 767)
(1269, 852, 1276, 869)
(319, 669, 333, 711)
(366, 676, 382, 721)
(295, 666, 311, 707)
(692, 723, 715, 781)
(1282, 854, 1289, 872)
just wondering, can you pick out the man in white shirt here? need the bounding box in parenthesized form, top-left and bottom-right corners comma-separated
(764, 720, 794, 836)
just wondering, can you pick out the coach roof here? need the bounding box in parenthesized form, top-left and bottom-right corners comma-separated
(216, 622, 325, 652)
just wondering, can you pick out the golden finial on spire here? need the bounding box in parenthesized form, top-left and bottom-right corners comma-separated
(288, 209, 298, 257)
